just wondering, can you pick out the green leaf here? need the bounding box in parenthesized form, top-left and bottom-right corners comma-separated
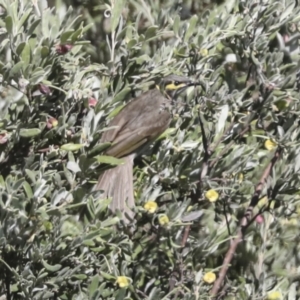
(87, 143, 112, 158)
(216, 104, 229, 134)
(17, 8, 32, 32)
(20, 128, 41, 137)
(30, 69, 45, 85)
(41, 46, 50, 59)
(100, 271, 115, 280)
(16, 42, 26, 55)
(10, 61, 24, 76)
(1, 38, 9, 49)
(64, 166, 73, 186)
(13, 178, 25, 192)
(111, 0, 124, 32)
(112, 87, 130, 104)
(280, 3, 294, 22)
(41, 260, 62, 272)
(127, 38, 137, 49)
(81, 22, 94, 35)
(101, 216, 120, 227)
(61, 30, 75, 43)
(88, 275, 101, 298)
(70, 28, 82, 42)
(95, 155, 124, 165)
(5, 16, 13, 34)
(28, 18, 41, 36)
(173, 15, 181, 36)
(145, 26, 158, 40)
(25, 169, 36, 183)
(61, 143, 84, 151)
(21, 43, 31, 65)
(72, 274, 87, 280)
(108, 105, 125, 118)
(135, 54, 150, 65)
(0, 175, 5, 188)
(184, 15, 198, 42)
(157, 128, 176, 140)
(115, 289, 126, 300)
(23, 181, 33, 199)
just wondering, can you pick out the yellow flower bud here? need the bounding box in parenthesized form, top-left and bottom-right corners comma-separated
(144, 201, 158, 213)
(158, 214, 169, 226)
(52, 119, 58, 127)
(266, 291, 282, 300)
(205, 189, 219, 202)
(264, 139, 277, 151)
(116, 276, 130, 288)
(203, 272, 216, 284)
(43, 221, 53, 232)
(257, 196, 268, 208)
(238, 173, 244, 183)
(187, 205, 193, 212)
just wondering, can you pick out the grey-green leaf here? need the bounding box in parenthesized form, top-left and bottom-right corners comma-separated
(20, 128, 41, 137)
(95, 155, 124, 166)
(42, 260, 62, 272)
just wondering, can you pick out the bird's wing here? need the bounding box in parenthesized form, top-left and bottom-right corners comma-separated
(101, 89, 172, 157)
(100, 89, 160, 143)
(106, 111, 171, 158)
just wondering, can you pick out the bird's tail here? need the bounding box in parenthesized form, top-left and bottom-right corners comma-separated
(93, 155, 135, 223)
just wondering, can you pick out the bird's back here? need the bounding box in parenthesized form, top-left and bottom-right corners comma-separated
(101, 88, 172, 158)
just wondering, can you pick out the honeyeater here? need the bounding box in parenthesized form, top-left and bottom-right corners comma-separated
(93, 74, 198, 223)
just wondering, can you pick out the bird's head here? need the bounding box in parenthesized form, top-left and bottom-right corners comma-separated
(157, 74, 195, 99)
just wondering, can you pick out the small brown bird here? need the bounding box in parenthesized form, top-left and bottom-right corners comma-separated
(93, 74, 197, 223)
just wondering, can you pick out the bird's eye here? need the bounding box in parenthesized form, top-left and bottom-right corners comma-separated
(174, 81, 180, 85)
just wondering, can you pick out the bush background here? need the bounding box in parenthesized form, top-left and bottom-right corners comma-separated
(0, 0, 300, 299)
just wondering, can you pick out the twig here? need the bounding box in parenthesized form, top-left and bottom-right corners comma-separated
(180, 93, 210, 247)
(197, 100, 210, 180)
(172, 91, 209, 296)
(180, 225, 190, 247)
(208, 120, 235, 154)
(210, 148, 282, 297)
(209, 124, 251, 169)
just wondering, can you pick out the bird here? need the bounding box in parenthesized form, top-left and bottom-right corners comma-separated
(93, 74, 197, 223)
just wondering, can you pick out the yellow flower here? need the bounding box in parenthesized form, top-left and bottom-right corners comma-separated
(266, 291, 282, 300)
(264, 139, 277, 151)
(205, 189, 219, 202)
(158, 214, 169, 226)
(199, 48, 208, 56)
(203, 272, 216, 284)
(116, 276, 130, 288)
(144, 201, 158, 213)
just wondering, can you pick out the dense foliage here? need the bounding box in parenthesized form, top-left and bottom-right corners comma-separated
(0, 0, 300, 299)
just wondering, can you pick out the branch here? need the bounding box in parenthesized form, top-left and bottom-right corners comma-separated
(210, 148, 282, 298)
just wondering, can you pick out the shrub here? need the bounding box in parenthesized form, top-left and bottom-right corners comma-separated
(0, 0, 300, 299)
